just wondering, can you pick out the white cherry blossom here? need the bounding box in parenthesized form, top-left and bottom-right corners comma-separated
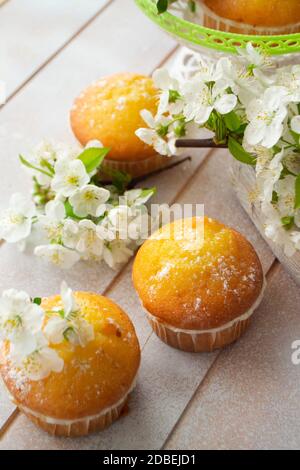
(61, 219, 80, 250)
(238, 43, 271, 70)
(75, 219, 104, 260)
(217, 56, 263, 106)
(44, 315, 94, 348)
(60, 280, 78, 318)
(0, 193, 36, 243)
(26, 141, 56, 186)
(96, 223, 116, 242)
(194, 58, 224, 83)
(291, 115, 300, 134)
(256, 150, 283, 203)
(153, 68, 183, 116)
(20, 332, 64, 380)
(51, 158, 90, 197)
(276, 65, 300, 103)
(124, 188, 155, 207)
(244, 87, 288, 148)
(44, 282, 94, 348)
(38, 199, 66, 243)
(274, 175, 296, 218)
(0, 289, 44, 361)
(34, 244, 80, 269)
(135, 110, 174, 156)
(182, 79, 237, 125)
(69, 185, 110, 218)
(103, 240, 133, 269)
(107, 205, 133, 240)
(262, 201, 296, 257)
(128, 208, 150, 242)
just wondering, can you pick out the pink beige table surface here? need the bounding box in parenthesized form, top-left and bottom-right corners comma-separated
(0, 0, 299, 450)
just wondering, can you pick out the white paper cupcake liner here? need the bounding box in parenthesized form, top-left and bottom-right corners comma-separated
(15, 378, 137, 437)
(146, 279, 266, 352)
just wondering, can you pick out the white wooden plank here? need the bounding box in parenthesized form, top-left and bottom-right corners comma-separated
(0, 65, 214, 450)
(0, 0, 176, 208)
(0, 378, 15, 434)
(0, 0, 111, 98)
(0, 0, 178, 432)
(165, 264, 300, 450)
(0, 0, 179, 296)
(0, 335, 217, 449)
(0, 2, 277, 449)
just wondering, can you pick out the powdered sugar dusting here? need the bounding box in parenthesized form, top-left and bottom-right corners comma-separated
(156, 262, 174, 280)
(7, 367, 31, 396)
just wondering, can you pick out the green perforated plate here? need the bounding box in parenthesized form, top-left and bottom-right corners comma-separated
(135, 0, 300, 56)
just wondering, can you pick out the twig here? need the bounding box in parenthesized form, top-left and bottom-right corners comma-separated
(175, 138, 227, 149)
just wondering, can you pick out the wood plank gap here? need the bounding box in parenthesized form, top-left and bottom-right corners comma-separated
(0, 408, 19, 438)
(161, 350, 223, 450)
(0, 38, 178, 255)
(1, 0, 116, 107)
(169, 147, 216, 205)
(154, 44, 180, 70)
(0, 28, 179, 438)
(162, 245, 279, 449)
(266, 258, 280, 281)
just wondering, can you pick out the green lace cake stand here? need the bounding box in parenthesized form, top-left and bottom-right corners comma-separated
(135, 0, 300, 60)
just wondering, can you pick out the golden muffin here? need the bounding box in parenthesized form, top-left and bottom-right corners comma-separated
(133, 217, 265, 352)
(70, 72, 169, 178)
(202, 0, 300, 34)
(0, 291, 140, 437)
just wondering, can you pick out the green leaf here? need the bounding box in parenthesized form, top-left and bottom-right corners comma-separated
(215, 114, 227, 143)
(40, 158, 55, 174)
(290, 130, 300, 145)
(174, 121, 186, 137)
(156, 0, 169, 13)
(234, 123, 247, 136)
(102, 167, 132, 193)
(19, 155, 53, 178)
(57, 309, 65, 319)
(157, 124, 169, 137)
(272, 191, 278, 203)
(188, 0, 196, 13)
(78, 147, 110, 174)
(64, 200, 83, 220)
(33, 297, 42, 305)
(281, 216, 294, 230)
(281, 165, 296, 178)
(228, 137, 256, 166)
(295, 174, 300, 209)
(223, 111, 241, 132)
(169, 89, 180, 104)
(138, 187, 156, 204)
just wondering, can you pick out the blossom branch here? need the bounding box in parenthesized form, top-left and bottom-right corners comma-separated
(175, 139, 228, 149)
(135, 43, 300, 255)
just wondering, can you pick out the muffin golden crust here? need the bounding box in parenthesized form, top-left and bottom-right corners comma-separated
(133, 217, 264, 331)
(203, 0, 300, 28)
(1, 292, 140, 427)
(70, 73, 158, 162)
